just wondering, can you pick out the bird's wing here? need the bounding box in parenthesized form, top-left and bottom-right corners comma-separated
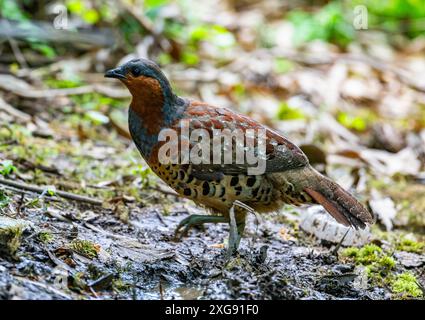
(167, 101, 309, 179)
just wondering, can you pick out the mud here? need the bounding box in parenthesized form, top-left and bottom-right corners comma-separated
(0, 188, 402, 300)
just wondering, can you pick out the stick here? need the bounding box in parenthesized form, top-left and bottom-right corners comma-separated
(0, 97, 31, 122)
(0, 74, 130, 99)
(149, 185, 180, 197)
(260, 49, 425, 93)
(0, 177, 103, 205)
(118, 0, 167, 49)
(0, 19, 115, 48)
(3, 19, 29, 69)
(332, 228, 350, 256)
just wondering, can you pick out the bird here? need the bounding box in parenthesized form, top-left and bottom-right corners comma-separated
(105, 58, 374, 255)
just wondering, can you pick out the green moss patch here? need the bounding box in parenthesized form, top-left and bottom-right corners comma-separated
(391, 272, 423, 299)
(342, 244, 424, 299)
(342, 244, 395, 268)
(396, 238, 424, 254)
(342, 244, 395, 283)
(38, 231, 54, 244)
(70, 239, 100, 259)
(0, 217, 26, 256)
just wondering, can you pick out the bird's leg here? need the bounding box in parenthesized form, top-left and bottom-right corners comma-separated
(227, 206, 238, 258)
(174, 214, 228, 239)
(226, 204, 247, 258)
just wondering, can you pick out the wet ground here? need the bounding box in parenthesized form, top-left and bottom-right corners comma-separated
(0, 189, 402, 300)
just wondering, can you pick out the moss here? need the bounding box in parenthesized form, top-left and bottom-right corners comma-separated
(0, 127, 12, 141)
(112, 278, 131, 292)
(0, 119, 159, 206)
(44, 78, 83, 89)
(391, 272, 423, 299)
(342, 244, 382, 264)
(341, 244, 395, 284)
(37, 231, 54, 244)
(68, 271, 88, 292)
(70, 239, 100, 259)
(276, 102, 305, 120)
(224, 256, 253, 272)
(0, 160, 17, 176)
(379, 255, 396, 270)
(0, 190, 11, 208)
(396, 238, 424, 254)
(0, 225, 23, 256)
(24, 197, 42, 209)
(342, 247, 359, 258)
(69, 92, 126, 112)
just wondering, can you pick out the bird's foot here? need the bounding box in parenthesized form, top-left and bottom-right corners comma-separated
(225, 204, 246, 259)
(174, 214, 228, 240)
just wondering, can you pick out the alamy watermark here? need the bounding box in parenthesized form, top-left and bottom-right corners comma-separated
(353, 5, 368, 30)
(49, 3, 370, 31)
(157, 119, 267, 175)
(53, 266, 69, 290)
(50, 3, 68, 30)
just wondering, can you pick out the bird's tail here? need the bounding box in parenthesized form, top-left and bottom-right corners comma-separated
(303, 171, 374, 229)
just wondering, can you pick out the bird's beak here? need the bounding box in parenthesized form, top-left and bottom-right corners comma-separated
(105, 67, 126, 80)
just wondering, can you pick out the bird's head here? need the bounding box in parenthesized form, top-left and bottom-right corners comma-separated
(105, 58, 173, 102)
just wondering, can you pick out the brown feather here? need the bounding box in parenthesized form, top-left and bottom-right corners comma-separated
(304, 187, 351, 226)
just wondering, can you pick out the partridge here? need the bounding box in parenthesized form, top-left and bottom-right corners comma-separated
(105, 59, 374, 255)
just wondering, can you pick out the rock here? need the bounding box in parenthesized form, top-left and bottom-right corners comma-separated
(0, 216, 32, 256)
(332, 264, 354, 274)
(352, 266, 369, 291)
(112, 239, 174, 263)
(394, 251, 425, 268)
(299, 206, 372, 247)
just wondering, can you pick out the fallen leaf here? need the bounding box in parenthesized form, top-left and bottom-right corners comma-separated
(369, 189, 397, 231)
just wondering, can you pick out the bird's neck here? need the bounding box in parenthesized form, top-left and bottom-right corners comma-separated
(129, 83, 166, 135)
(128, 83, 187, 159)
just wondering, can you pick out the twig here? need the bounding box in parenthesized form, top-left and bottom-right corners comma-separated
(118, 0, 157, 36)
(0, 139, 17, 146)
(0, 96, 31, 122)
(332, 229, 350, 256)
(159, 278, 164, 300)
(0, 184, 60, 201)
(262, 49, 425, 93)
(0, 74, 130, 99)
(118, 0, 169, 51)
(16, 192, 24, 217)
(7, 38, 28, 69)
(84, 222, 140, 241)
(108, 112, 132, 140)
(0, 177, 103, 205)
(155, 209, 168, 227)
(149, 185, 180, 197)
(11, 156, 61, 175)
(3, 19, 28, 69)
(0, 18, 115, 48)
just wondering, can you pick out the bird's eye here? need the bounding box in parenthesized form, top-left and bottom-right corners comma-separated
(132, 67, 141, 77)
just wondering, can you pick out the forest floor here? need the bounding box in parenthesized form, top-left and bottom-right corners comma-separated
(1, 0, 425, 300)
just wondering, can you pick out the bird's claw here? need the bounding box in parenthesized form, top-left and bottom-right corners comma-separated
(174, 214, 228, 241)
(174, 216, 194, 240)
